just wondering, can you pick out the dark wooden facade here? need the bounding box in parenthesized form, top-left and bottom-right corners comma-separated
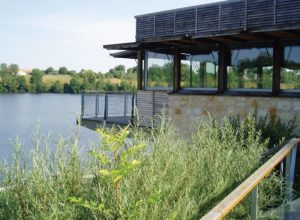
(135, 0, 300, 42)
(104, 0, 300, 97)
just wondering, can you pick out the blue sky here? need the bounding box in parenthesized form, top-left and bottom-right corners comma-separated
(0, 0, 220, 72)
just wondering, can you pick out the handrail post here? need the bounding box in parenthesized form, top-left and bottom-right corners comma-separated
(250, 185, 258, 220)
(284, 145, 297, 220)
(95, 94, 99, 118)
(81, 93, 85, 117)
(131, 94, 135, 123)
(104, 93, 108, 121)
(124, 93, 127, 117)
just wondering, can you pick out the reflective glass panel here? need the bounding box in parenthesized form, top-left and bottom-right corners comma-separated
(227, 47, 273, 90)
(146, 51, 173, 88)
(281, 46, 300, 90)
(181, 51, 218, 89)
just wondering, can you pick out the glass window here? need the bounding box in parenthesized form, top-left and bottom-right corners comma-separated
(181, 51, 218, 89)
(281, 46, 300, 90)
(227, 47, 273, 90)
(146, 51, 173, 89)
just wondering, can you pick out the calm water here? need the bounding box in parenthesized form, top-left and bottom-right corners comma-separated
(0, 94, 99, 163)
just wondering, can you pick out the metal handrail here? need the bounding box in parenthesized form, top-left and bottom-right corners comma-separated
(201, 138, 300, 220)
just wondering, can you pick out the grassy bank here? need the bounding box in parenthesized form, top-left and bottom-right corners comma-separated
(0, 116, 285, 219)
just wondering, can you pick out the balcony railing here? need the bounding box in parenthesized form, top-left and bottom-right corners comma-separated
(81, 92, 135, 125)
(201, 138, 300, 220)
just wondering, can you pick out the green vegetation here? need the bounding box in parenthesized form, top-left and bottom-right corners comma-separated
(0, 116, 291, 219)
(0, 63, 137, 94)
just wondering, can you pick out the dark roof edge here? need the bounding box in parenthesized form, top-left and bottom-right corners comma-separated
(103, 42, 140, 50)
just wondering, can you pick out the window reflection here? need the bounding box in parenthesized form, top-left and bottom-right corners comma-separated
(181, 51, 218, 89)
(281, 46, 300, 90)
(227, 48, 273, 90)
(146, 51, 173, 88)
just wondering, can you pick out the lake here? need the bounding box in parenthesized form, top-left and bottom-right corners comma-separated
(0, 94, 99, 163)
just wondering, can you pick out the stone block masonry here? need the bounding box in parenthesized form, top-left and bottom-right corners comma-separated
(168, 94, 300, 136)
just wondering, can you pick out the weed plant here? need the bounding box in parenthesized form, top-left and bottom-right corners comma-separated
(0, 116, 287, 219)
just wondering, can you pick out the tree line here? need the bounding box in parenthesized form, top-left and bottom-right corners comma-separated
(0, 63, 137, 93)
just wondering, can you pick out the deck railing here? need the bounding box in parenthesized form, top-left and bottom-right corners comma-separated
(201, 138, 300, 220)
(81, 92, 135, 125)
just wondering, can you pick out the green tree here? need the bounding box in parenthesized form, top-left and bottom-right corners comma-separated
(58, 67, 68, 75)
(17, 76, 29, 92)
(0, 72, 19, 92)
(0, 63, 8, 71)
(9, 64, 19, 75)
(30, 69, 45, 93)
(45, 67, 54, 75)
(49, 81, 63, 93)
(69, 76, 82, 93)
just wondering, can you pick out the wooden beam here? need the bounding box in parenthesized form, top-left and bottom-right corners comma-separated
(273, 41, 282, 95)
(137, 50, 143, 90)
(173, 48, 181, 92)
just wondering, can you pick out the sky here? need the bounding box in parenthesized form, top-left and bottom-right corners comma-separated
(0, 0, 221, 73)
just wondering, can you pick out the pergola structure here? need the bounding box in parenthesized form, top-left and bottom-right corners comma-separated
(104, 0, 300, 131)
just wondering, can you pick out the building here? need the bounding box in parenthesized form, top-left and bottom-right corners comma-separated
(104, 0, 300, 134)
(17, 69, 32, 76)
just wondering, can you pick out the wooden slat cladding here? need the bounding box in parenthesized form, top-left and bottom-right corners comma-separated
(155, 12, 175, 37)
(197, 5, 219, 34)
(136, 15, 155, 40)
(276, 0, 300, 26)
(220, 1, 245, 31)
(175, 8, 196, 35)
(247, 0, 274, 29)
(136, 91, 169, 127)
(135, 0, 300, 41)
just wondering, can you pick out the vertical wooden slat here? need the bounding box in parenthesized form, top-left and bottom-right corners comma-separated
(274, 0, 277, 25)
(137, 50, 143, 90)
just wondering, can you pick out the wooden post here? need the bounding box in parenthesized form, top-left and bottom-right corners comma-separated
(137, 50, 143, 90)
(218, 44, 228, 93)
(273, 41, 282, 95)
(200, 62, 206, 88)
(257, 65, 263, 89)
(173, 48, 181, 92)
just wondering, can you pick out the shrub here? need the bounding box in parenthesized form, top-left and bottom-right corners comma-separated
(0, 116, 285, 219)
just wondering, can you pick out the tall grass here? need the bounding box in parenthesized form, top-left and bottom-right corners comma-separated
(0, 116, 285, 219)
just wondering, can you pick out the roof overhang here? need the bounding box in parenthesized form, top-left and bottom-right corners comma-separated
(104, 29, 300, 59)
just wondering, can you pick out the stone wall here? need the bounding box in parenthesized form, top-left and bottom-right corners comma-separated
(168, 94, 300, 135)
